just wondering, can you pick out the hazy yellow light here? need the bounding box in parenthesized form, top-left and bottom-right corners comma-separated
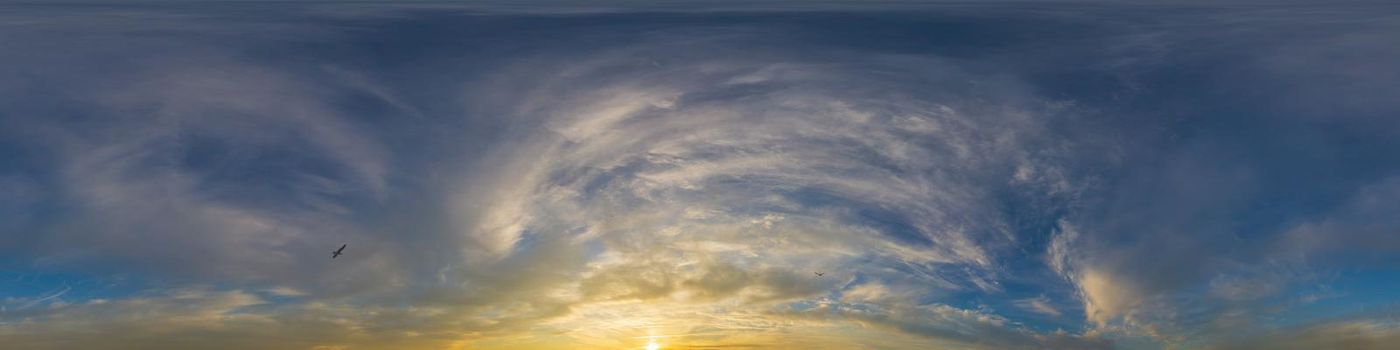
(644, 339, 661, 350)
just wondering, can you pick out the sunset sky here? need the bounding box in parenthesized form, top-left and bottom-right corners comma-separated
(2, 2, 1399, 349)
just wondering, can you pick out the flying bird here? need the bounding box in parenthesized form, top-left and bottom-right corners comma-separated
(814, 272, 824, 277)
(332, 244, 346, 259)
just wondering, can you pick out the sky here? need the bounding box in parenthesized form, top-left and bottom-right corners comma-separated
(2, 1, 1399, 349)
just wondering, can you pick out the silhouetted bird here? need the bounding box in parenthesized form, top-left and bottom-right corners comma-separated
(814, 272, 824, 277)
(332, 244, 346, 259)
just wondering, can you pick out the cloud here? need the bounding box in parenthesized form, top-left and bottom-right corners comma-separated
(3, 3, 1399, 350)
(1014, 295, 1063, 317)
(1204, 320, 1400, 350)
(1050, 175, 1400, 343)
(421, 17, 1101, 347)
(0, 288, 508, 350)
(15, 60, 401, 291)
(1272, 177, 1400, 261)
(1077, 269, 1144, 328)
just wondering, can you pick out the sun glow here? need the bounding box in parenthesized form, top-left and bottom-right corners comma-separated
(645, 339, 661, 350)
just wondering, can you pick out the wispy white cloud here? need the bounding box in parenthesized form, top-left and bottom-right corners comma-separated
(1015, 295, 1063, 317)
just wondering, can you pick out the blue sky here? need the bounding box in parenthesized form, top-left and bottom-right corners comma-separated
(2, 2, 1399, 349)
